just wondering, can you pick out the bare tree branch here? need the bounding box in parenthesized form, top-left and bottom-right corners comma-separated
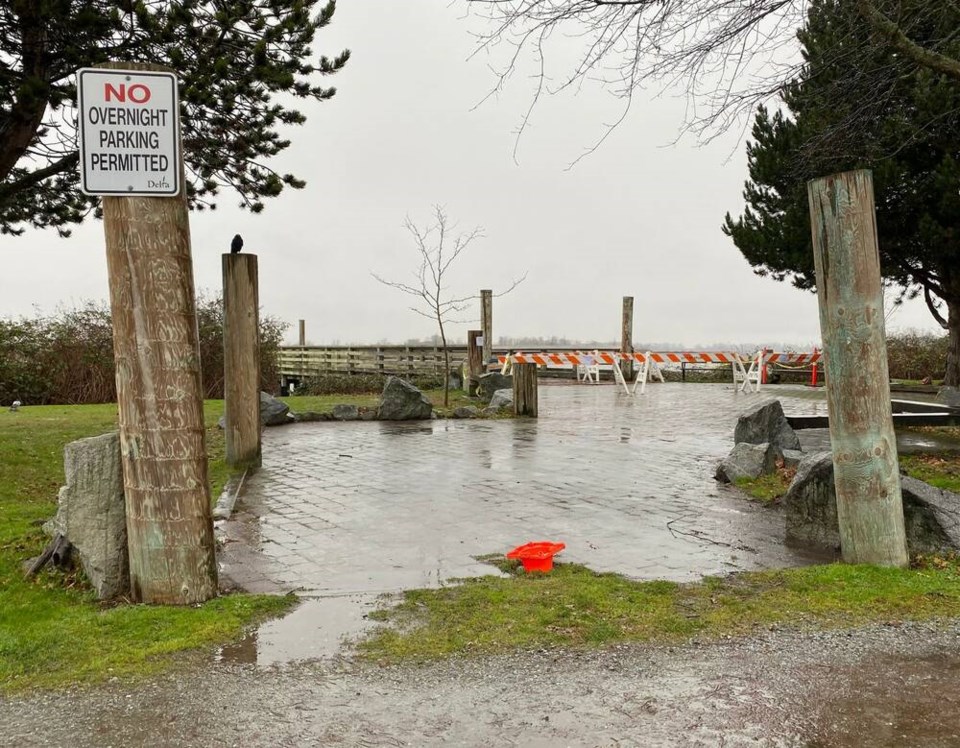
(372, 205, 525, 406)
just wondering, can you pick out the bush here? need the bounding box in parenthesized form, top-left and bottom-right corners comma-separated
(886, 331, 949, 382)
(0, 297, 287, 405)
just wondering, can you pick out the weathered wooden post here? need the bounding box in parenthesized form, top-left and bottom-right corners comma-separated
(222, 253, 261, 469)
(513, 362, 538, 417)
(621, 296, 634, 382)
(481, 289, 493, 369)
(298, 319, 306, 347)
(466, 329, 483, 394)
(82, 62, 217, 602)
(808, 169, 908, 567)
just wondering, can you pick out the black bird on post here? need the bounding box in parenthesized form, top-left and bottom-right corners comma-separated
(230, 234, 244, 254)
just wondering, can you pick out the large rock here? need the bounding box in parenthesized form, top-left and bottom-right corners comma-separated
(331, 404, 360, 421)
(734, 399, 801, 451)
(488, 389, 514, 411)
(260, 391, 293, 426)
(784, 451, 960, 554)
(478, 372, 513, 403)
(452, 406, 480, 419)
(715, 442, 782, 483)
(45, 432, 128, 600)
(378, 376, 433, 420)
(783, 452, 840, 550)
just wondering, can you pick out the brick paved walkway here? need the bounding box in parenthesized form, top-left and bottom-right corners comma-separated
(220, 384, 830, 603)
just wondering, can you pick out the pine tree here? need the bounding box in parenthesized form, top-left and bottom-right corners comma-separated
(0, 1, 350, 237)
(724, 0, 960, 386)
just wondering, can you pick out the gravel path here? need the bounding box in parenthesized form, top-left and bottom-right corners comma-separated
(4, 621, 960, 746)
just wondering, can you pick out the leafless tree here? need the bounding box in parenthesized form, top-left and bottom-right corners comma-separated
(373, 206, 525, 407)
(463, 0, 960, 159)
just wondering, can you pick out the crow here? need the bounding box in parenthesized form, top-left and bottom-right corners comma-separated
(231, 234, 244, 254)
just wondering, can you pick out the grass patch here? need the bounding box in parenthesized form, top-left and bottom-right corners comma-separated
(733, 463, 796, 505)
(359, 559, 960, 663)
(0, 401, 291, 693)
(900, 452, 960, 493)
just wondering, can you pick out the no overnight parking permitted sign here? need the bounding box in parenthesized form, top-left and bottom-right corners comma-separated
(77, 68, 181, 196)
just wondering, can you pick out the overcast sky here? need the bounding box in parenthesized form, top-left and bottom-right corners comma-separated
(0, 1, 941, 349)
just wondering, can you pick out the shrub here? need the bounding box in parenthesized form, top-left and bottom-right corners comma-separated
(886, 331, 949, 382)
(0, 297, 287, 405)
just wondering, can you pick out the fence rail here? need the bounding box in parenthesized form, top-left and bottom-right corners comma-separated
(278, 345, 596, 380)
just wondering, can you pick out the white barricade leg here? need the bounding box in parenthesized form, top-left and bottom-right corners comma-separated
(612, 359, 631, 395)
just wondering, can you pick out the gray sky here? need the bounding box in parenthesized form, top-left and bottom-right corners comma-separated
(1, 1, 941, 348)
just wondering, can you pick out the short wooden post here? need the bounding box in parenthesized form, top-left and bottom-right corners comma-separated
(513, 362, 538, 417)
(621, 296, 634, 381)
(467, 330, 483, 393)
(808, 169, 908, 567)
(481, 289, 493, 368)
(222, 253, 261, 469)
(101, 64, 216, 604)
(298, 319, 306, 347)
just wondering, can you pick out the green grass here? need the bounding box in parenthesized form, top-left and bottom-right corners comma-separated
(0, 400, 294, 694)
(734, 470, 794, 504)
(901, 452, 960, 493)
(359, 557, 960, 663)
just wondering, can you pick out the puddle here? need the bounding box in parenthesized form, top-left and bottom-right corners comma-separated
(215, 593, 379, 666)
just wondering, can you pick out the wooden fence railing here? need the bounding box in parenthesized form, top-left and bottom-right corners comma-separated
(278, 345, 584, 380)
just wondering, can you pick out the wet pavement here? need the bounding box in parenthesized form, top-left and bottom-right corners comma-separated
(6, 383, 960, 745)
(217, 383, 836, 662)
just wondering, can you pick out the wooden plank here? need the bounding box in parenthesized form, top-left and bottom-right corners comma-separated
(101, 63, 216, 604)
(222, 253, 261, 468)
(621, 296, 634, 381)
(808, 169, 908, 567)
(513, 362, 538, 417)
(481, 289, 493, 368)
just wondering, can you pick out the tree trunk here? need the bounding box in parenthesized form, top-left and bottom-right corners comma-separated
(438, 317, 449, 407)
(946, 296, 960, 388)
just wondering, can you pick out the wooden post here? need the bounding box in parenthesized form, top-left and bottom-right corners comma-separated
(481, 289, 493, 369)
(513, 363, 538, 417)
(621, 296, 634, 382)
(808, 169, 908, 567)
(298, 319, 305, 347)
(101, 62, 217, 604)
(222, 253, 261, 469)
(467, 330, 483, 394)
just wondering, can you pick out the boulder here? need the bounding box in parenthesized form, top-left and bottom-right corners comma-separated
(937, 386, 960, 409)
(378, 376, 433, 420)
(783, 452, 840, 550)
(734, 399, 801, 451)
(900, 476, 960, 554)
(447, 369, 463, 391)
(260, 391, 294, 426)
(45, 432, 128, 599)
(478, 373, 513, 403)
(452, 406, 480, 419)
(488, 389, 514, 411)
(331, 404, 360, 421)
(782, 449, 806, 469)
(292, 411, 330, 422)
(715, 442, 782, 483)
(784, 452, 960, 554)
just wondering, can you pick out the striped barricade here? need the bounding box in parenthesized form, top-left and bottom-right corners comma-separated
(496, 349, 820, 395)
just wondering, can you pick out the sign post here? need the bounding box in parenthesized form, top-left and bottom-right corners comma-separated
(80, 62, 217, 604)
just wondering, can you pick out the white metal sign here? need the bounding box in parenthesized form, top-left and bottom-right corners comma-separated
(77, 68, 180, 196)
